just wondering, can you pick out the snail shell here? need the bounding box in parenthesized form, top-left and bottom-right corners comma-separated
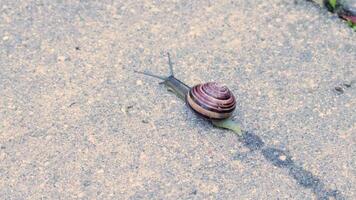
(186, 82, 236, 120)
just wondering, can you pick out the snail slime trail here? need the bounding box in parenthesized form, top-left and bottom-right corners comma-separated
(134, 53, 345, 199)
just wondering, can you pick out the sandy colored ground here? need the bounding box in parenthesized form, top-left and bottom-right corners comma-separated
(0, 0, 355, 199)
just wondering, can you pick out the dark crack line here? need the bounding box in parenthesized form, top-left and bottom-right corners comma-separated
(238, 131, 345, 200)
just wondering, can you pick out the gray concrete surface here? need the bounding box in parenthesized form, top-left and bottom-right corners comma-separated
(0, 0, 355, 199)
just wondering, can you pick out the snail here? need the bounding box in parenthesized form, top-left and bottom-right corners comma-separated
(135, 54, 343, 199)
(135, 53, 242, 134)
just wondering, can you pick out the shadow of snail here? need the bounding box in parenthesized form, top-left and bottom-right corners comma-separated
(134, 53, 344, 200)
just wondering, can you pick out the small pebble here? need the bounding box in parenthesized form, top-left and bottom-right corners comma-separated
(77, 192, 85, 198)
(343, 82, 351, 88)
(279, 155, 287, 161)
(2, 36, 9, 41)
(120, 107, 126, 113)
(136, 80, 143, 86)
(334, 86, 344, 94)
(57, 56, 66, 62)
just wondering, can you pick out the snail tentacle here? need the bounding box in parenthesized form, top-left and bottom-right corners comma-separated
(167, 52, 174, 76)
(134, 52, 174, 80)
(134, 53, 190, 100)
(133, 70, 167, 81)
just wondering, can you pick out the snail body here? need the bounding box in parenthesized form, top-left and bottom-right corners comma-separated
(135, 53, 236, 120)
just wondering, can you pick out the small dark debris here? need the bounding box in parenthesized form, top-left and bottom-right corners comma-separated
(191, 189, 197, 195)
(299, 50, 313, 62)
(334, 86, 344, 94)
(127, 105, 134, 109)
(233, 152, 249, 161)
(0, 146, 5, 149)
(106, 78, 113, 85)
(69, 102, 76, 107)
(141, 119, 149, 123)
(83, 180, 91, 187)
(75, 46, 80, 50)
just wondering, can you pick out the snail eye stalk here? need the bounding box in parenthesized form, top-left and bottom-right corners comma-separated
(134, 52, 175, 80)
(167, 52, 174, 76)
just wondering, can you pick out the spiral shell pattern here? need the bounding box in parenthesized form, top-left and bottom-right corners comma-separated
(187, 82, 236, 120)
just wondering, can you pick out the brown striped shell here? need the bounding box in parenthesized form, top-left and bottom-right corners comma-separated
(186, 82, 236, 120)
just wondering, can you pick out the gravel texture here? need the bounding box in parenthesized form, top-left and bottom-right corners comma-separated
(0, 0, 355, 199)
